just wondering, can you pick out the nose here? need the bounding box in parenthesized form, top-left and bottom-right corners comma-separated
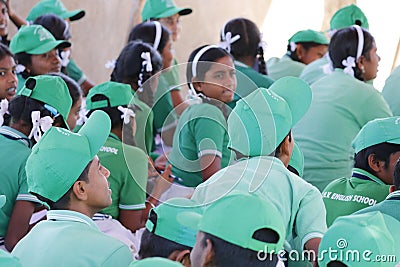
(7, 71, 17, 85)
(103, 166, 110, 179)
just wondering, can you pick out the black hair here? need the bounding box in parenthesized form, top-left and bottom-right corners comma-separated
(0, 43, 14, 62)
(287, 42, 327, 62)
(392, 159, 400, 191)
(329, 26, 375, 81)
(200, 231, 280, 267)
(327, 261, 348, 267)
(86, 94, 124, 130)
(14, 52, 32, 79)
(186, 45, 232, 93)
(34, 161, 91, 210)
(128, 21, 171, 55)
(270, 131, 292, 158)
(33, 14, 71, 40)
(8, 95, 53, 127)
(221, 18, 266, 75)
(354, 142, 400, 178)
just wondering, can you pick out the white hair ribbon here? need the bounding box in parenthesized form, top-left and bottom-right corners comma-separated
(118, 106, 135, 124)
(153, 21, 162, 51)
(219, 31, 240, 53)
(15, 64, 26, 74)
(28, 111, 53, 142)
(289, 42, 297, 52)
(105, 59, 116, 69)
(342, 25, 364, 77)
(0, 99, 9, 126)
(342, 56, 356, 76)
(138, 52, 153, 92)
(60, 50, 71, 67)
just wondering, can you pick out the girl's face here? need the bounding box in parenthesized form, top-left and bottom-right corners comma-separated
(194, 55, 237, 103)
(66, 96, 82, 130)
(0, 2, 9, 37)
(161, 38, 174, 70)
(28, 48, 62, 75)
(361, 42, 380, 82)
(298, 44, 328, 65)
(159, 14, 181, 42)
(0, 55, 17, 100)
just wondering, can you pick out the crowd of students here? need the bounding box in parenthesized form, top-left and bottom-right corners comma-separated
(0, 0, 400, 266)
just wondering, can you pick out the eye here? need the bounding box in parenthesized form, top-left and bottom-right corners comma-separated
(0, 71, 5, 76)
(1, 8, 7, 15)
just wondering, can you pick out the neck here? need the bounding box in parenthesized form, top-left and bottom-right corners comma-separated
(236, 56, 256, 68)
(10, 120, 31, 137)
(111, 127, 122, 140)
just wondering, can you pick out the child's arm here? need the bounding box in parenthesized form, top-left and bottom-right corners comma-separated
(6, 0, 27, 28)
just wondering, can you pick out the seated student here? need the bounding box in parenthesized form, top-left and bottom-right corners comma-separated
(318, 211, 400, 267)
(11, 110, 133, 266)
(219, 17, 274, 109)
(9, 24, 71, 92)
(267, 29, 328, 80)
(382, 65, 400, 115)
(0, 43, 17, 102)
(288, 142, 305, 177)
(300, 4, 370, 85)
(131, 257, 184, 267)
(322, 117, 400, 226)
(191, 77, 326, 266)
(181, 193, 285, 267)
(25, 0, 94, 95)
(139, 197, 201, 266)
(0, 75, 72, 252)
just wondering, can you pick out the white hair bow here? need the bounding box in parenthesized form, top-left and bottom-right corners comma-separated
(15, 64, 26, 74)
(60, 50, 71, 67)
(118, 106, 135, 124)
(219, 31, 240, 53)
(141, 52, 153, 73)
(28, 111, 53, 142)
(105, 59, 116, 69)
(342, 56, 356, 76)
(0, 99, 8, 126)
(289, 42, 297, 52)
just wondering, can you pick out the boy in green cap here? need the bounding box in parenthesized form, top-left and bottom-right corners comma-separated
(182, 193, 285, 267)
(318, 211, 400, 267)
(300, 4, 369, 85)
(0, 75, 72, 252)
(139, 197, 201, 266)
(11, 110, 133, 266)
(323, 117, 400, 226)
(191, 77, 326, 266)
(267, 29, 329, 80)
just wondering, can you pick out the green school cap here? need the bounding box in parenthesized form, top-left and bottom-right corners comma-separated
(129, 257, 184, 267)
(179, 193, 286, 252)
(352, 117, 400, 154)
(18, 75, 72, 128)
(228, 77, 312, 157)
(289, 29, 329, 45)
(145, 197, 202, 248)
(289, 142, 304, 177)
(10, 25, 70, 55)
(318, 211, 400, 267)
(26, 110, 111, 202)
(26, 0, 85, 22)
(330, 4, 369, 31)
(86, 81, 134, 110)
(142, 0, 192, 21)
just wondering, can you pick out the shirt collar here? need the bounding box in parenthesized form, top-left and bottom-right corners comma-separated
(47, 210, 99, 230)
(386, 190, 400, 200)
(352, 168, 386, 185)
(234, 60, 249, 68)
(108, 132, 120, 141)
(0, 126, 32, 147)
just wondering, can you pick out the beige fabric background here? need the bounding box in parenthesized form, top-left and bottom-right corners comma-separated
(10, 0, 355, 84)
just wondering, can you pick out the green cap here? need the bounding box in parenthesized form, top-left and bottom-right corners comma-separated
(26, 110, 111, 202)
(228, 77, 312, 157)
(86, 81, 133, 110)
(146, 197, 202, 248)
(289, 142, 304, 177)
(27, 0, 85, 22)
(10, 25, 70, 55)
(318, 211, 400, 267)
(179, 193, 286, 252)
(289, 29, 329, 45)
(18, 75, 72, 128)
(129, 257, 184, 267)
(352, 117, 400, 154)
(330, 4, 369, 31)
(142, 0, 192, 21)
(0, 195, 5, 208)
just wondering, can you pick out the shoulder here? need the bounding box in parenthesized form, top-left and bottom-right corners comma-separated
(183, 103, 226, 122)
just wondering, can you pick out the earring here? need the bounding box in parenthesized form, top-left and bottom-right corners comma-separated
(360, 66, 365, 74)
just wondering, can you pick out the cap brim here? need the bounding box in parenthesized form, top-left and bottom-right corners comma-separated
(62, 10, 85, 21)
(178, 8, 192, 16)
(0, 195, 6, 208)
(269, 77, 312, 126)
(156, 7, 192, 19)
(28, 40, 71, 54)
(78, 110, 111, 158)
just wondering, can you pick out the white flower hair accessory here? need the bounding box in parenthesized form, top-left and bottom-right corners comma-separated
(60, 50, 71, 67)
(28, 111, 53, 142)
(118, 106, 135, 124)
(342, 25, 364, 77)
(289, 42, 297, 53)
(138, 52, 153, 92)
(15, 64, 26, 74)
(0, 99, 9, 126)
(105, 59, 116, 69)
(219, 31, 240, 53)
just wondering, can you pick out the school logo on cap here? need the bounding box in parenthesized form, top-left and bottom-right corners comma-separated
(34, 26, 52, 42)
(161, 0, 174, 8)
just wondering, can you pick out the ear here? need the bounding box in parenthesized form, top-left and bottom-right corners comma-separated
(295, 44, 305, 60)
(72, 180, 88, 201)
(202, 238, 215, 266)
(173, 250, 191, 266)
(191, 76, 203, 92)
(279, 133, 293, 167)
(356, 55, 365, 71)
(390, 185, 396, 193)
(367, 154, 383, 173)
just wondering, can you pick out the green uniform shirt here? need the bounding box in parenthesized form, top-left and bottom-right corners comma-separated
(227, 60, 274, 109)
(12, 210, 132, 266)
(168, 103, 233, 187)
(98, 133, 148, 219)
(153, 70, 179, 132)
(192, 156, 327, 250)
(65, 58, 86, 85)
(132, 93, 154, 154)
(354, 190, 400, 221)
(299, 56, 330, 85)
(382, 65, 400, 116)
(293, 69, 392, 191)
(0, 127, 41, 237)
(322, 168, 390, 227)
(266, 54, 305, 80)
